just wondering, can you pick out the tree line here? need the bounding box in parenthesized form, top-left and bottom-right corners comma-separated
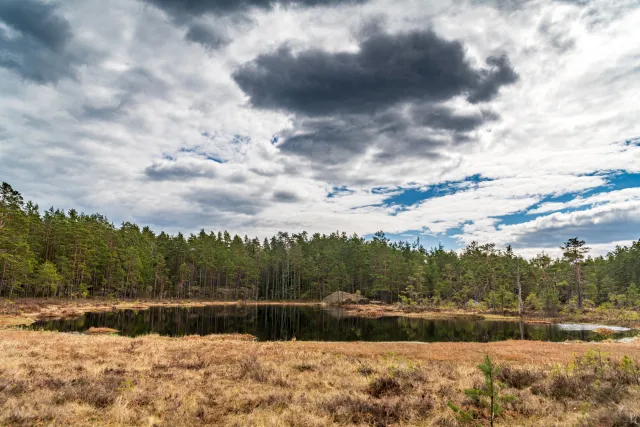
(1, 182, 639, 312)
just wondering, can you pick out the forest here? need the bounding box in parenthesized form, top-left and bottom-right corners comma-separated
(1, 182, 639, 312)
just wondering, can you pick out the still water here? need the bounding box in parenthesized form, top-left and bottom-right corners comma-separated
(29, 305, 635, 342)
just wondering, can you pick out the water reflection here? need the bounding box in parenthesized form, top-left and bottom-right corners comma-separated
(29, 305, 635, 342)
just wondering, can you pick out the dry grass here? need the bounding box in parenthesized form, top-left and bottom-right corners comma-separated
(341, 304, 487, 321)
(0, 329, 639, 426)
(86, 327, 120, 335)
(341, 304, 640, 329)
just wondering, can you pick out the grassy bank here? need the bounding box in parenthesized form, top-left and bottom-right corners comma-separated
(341, 303, 640, 329)
(1, 330, 639, 426)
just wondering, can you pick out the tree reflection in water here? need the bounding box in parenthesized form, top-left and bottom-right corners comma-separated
(30, 305, 633, 342)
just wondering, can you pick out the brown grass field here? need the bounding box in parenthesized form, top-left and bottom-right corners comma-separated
(1, 299, 640, 426)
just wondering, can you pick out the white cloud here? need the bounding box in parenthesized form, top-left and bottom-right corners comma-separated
(529, 187, 640, 215)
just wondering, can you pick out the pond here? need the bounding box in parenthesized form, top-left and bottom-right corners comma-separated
(29, 305, 636, 342)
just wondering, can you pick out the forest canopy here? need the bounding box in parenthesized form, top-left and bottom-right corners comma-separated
(1, 182, 639, 311)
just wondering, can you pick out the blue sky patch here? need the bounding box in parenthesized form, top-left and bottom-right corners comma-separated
(327, 186, 355, 198)
(363, 229, 460, 250)
(382, 174, 492, 208)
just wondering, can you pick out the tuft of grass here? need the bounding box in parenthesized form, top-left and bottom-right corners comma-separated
(52, 376, 120, 408)
(238, 355, 271, 382)
(293, 363, 316, 372)
(537, 350, 640, 405)
(591, 405, 640, 427)
(497, 365, 546, 389)
(0, 379, 28, 396)
(357, 363, 375, 377)
(366, 376, 401, 398)
(322, 394, 404, 427)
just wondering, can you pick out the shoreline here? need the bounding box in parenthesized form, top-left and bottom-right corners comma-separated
(1, 298, 639, 330)
(0, 298, 324, 328)
(340, 304, 640, 329)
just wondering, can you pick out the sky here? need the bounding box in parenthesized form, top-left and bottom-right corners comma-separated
(1, 0, 639, 258)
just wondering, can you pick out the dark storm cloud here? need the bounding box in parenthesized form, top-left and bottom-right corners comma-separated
(142, 0, 366, 50)
(233, 29, 518, 115)
(144, 161, 217, 181)
(273, 190, 300, 203)
(278, 112, 454, 164)
(411, 105, 499, 132)
(142, 0, 366, 18)
(184, 188, 266, 215)
(185, 22, 229, 50)
(469, 0, 591, 11)
(280, 116, 378, 163)
(234, 28, 516, 165)
(466, 55, 519, 103)
(0, 0, 71, 51)
(0, 0, 81, 83)
(554, 0, 591, 5)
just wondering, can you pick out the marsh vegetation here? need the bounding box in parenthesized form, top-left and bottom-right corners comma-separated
(1, 330, 639, 426)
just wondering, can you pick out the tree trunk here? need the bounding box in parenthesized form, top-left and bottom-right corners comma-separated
(575, 263, 582, 309)
(517, 265, 522, 316)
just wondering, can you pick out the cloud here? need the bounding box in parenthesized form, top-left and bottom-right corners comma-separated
(142, 0, 367, 50)
(411, 105, 500, 132)
(509, 201, 640, 248)
(273, 190, 300, 203)
(466, 55, 519, 103)
(234, 29, 517, 115)
(184, 187, 267, 215)
(528, 187, 640, 215)
(0, 0, 81, 83)
(472, 0, 591, 12)
(144, 159, 218, 181)
(141, 0, 367, 18)
(185, 22, 229, 50)
(278, 111, 455, 164)
(538, 17, 576, 54)
(0, 0, 71, 51)
(77, 67, 170, 122)
(233, 27, 517, 166)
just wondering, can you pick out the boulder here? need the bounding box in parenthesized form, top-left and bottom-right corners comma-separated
(322, 291, 368, 305)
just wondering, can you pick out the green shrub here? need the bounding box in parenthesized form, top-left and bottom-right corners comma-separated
(449, 355, 515, 427)
(524, 292, 540, 312)
(542, 350, 640, 404)
(597, 301, 615, 311)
